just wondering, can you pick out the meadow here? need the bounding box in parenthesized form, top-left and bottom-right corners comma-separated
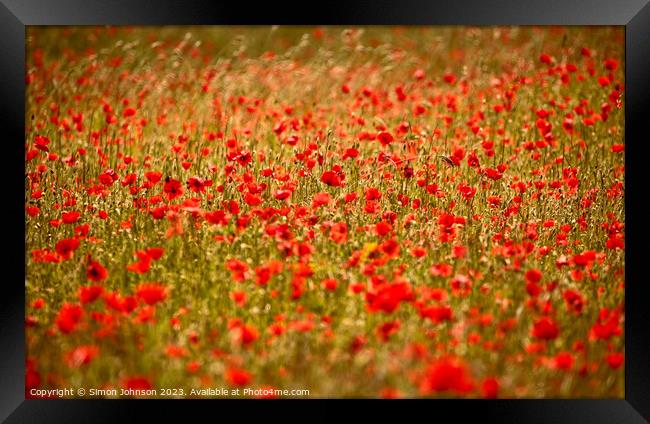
(25, 26, 625, 398)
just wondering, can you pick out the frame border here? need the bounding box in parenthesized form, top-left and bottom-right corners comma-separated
(2, 1, 649, 422)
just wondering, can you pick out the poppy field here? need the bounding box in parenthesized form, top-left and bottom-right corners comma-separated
(25, 26, 625, 398)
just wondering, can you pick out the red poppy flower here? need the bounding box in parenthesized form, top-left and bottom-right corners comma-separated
(329, 222, 348, 244)
(25, 366, 40, 393)
(164, 178, 184, 200)
(31, 298, 45, 309)
(98, 169, 118, 186)
(375, 221, 393, 236)
(606, 352, 624, 369)
(145, 247, 165, 260)
(205, 210, 229, 225)
(450, 274, 473, 296)
(86, 259, 108, 282)
(122, 107, 136, 117)
(34, 135, 50, 151)
(230, 290, 247, 306)
(55, 303, 83, 334)
(604, 58, 619, 71)
(187, 176, 209, 193)
(135, 283, 167, 305)
(145, 171, 162, 184)
(79, 285, 104, 304)
(481, 378, 499, 398)
(366, 281, 413, 314)
(322, 278, 338, 291)
(122, 376, 153, 390)
(55, 238, 80, 260)
(254, 260, 282, 286)
(532, 316, 560, 340)
(539, 53, 553, 65)
(345, 192, 358, 203)
(231, 323, 259, 346)
(226, 367, 252, 386)
(413, 69, 425, 80)
(485, 168, 503, 180)
(525, 269, 542, 284)
(66, 345, 99, 368)
(243, 193, 262, 206)
(419, 305, 453, 323)
(226, 258, 248, 281)
(420, 357, 474, 395)
(377, 319, 400, 341)
(61, 211, 81, 224)
(430, 263, 453, 277)
(377, 131, 394, 146)
(590, 308, 622, 340)
(365, 187, 381, 201)
(312, 192, 331, 208)
(274, 189, 292, 200)
(26, 205, 40, 217)
(321, 170, 343, 187)
(554, 352, 574, 370)
(127, 257, 151, 274)
(443, 73, 457, 85)
(452, 245, 467, 258)
(343, 148, 358, 159)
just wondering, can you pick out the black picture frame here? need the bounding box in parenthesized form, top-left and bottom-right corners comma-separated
(2, 1, 649, 422)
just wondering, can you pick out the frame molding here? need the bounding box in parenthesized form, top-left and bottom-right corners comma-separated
(2, 1, 649, 422)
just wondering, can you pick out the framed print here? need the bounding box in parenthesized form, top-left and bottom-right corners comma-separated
(1, 0, 649, 422)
